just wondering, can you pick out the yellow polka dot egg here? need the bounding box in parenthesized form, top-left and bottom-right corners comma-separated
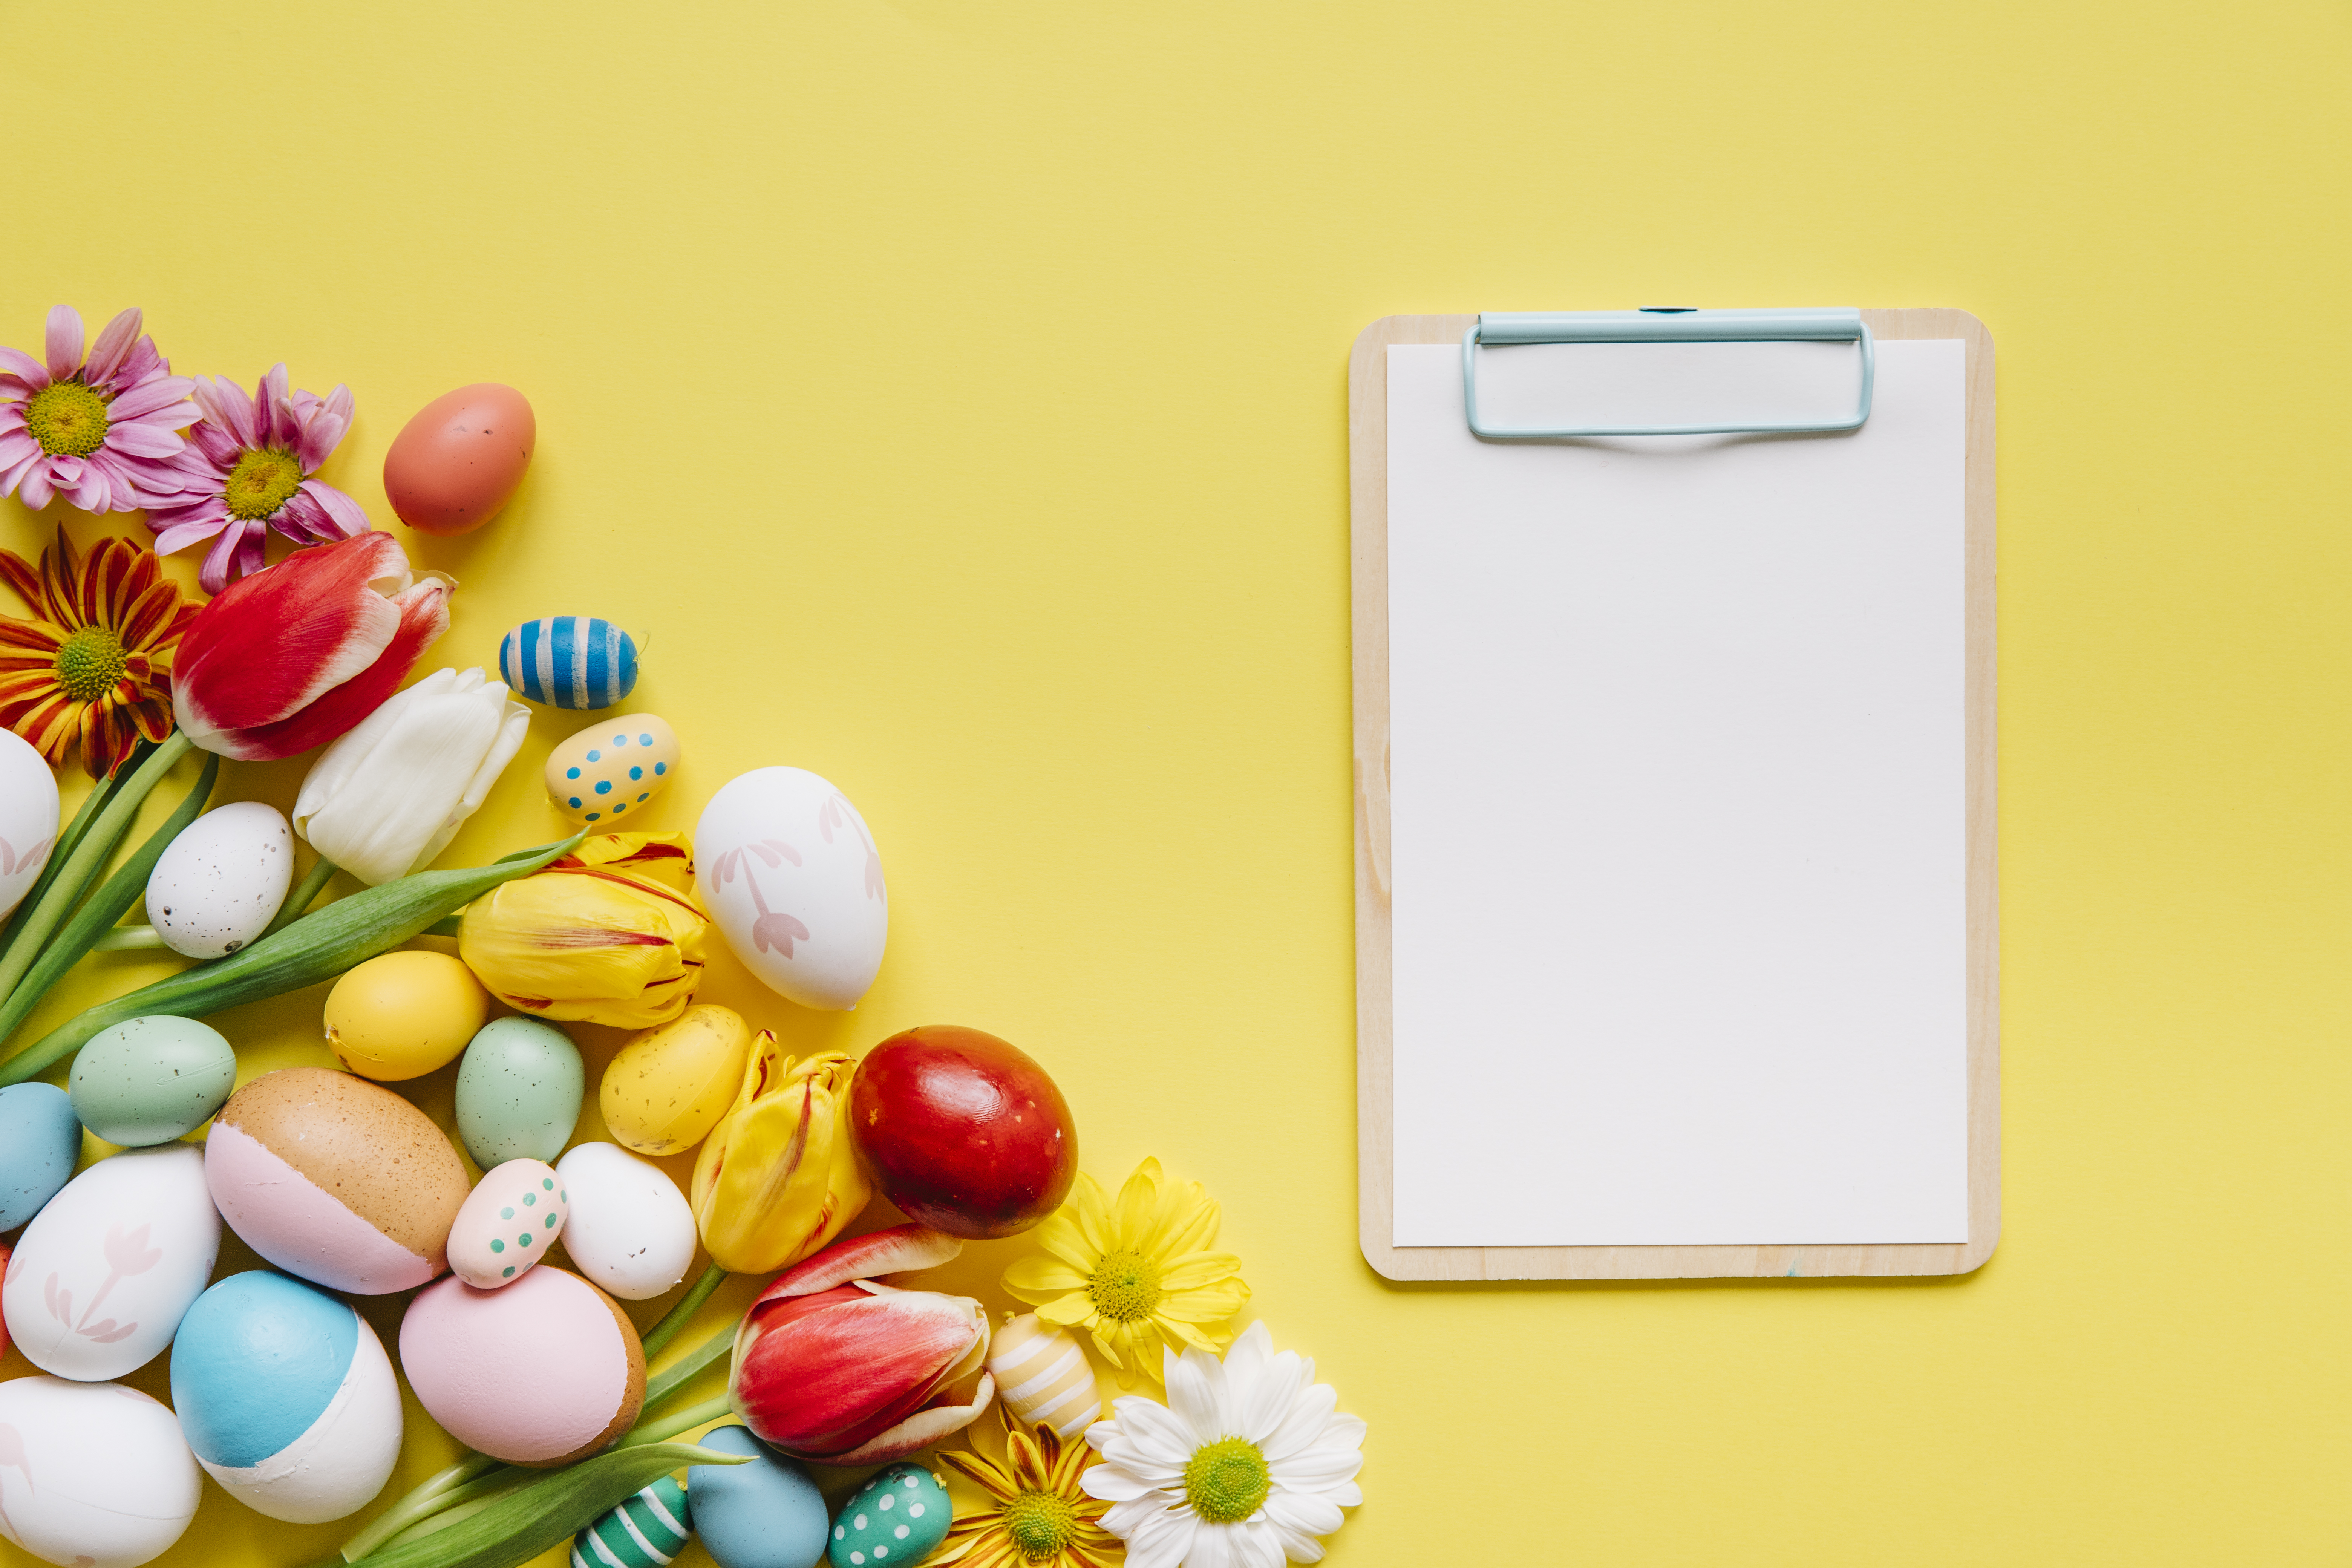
(545, 715, 678, 826)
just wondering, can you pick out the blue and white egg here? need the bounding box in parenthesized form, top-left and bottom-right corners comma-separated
(168, 1270, 404, 1523)
(500, 617, 641, 710)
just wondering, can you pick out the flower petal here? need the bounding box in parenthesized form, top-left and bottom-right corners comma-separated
(760, 1223, 964, 1301)
(1164, 1344, 1228, 1447)
(43, 306, 83, 382)
(1257, 1381, 1337, 1463)
(172, 530, 418, 736)
(0, 346, 50, 389)
(81, 309, 140, 387)
(1004, 1256, 1090, 1297)
(298, 478, 371, 539)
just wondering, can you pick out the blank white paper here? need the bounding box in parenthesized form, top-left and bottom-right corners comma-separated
(1386, 338, 1969, 1246)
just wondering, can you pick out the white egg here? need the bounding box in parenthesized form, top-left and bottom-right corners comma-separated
(2, 1143, 222, 1381)
(145, 801, 294, 958)
(694, 766, 887, 1010)
(0, 1376, 201, 1568)
(0, 727, 60, 923)
(554, 1141, 696, 1300)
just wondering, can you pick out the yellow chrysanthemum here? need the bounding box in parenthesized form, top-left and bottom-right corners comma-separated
(1002, 1156, 1248, 1383)
(934, 1413, 1120, 1568)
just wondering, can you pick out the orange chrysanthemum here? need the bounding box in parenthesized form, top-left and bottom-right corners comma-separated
(935, 1413, 1122, 1568)
(0, 525, 196, 777)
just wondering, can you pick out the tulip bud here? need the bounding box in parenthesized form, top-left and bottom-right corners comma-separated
(292, 668, 530, 885)
(729, 1223, 992, 1465)
(171, 530, 452, 762)
(689, 1037, 868, 1274)
(457, 832, 709, 1028)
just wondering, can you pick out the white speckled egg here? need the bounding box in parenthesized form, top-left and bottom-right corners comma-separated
(146, 801, 294, 958)
(545, 715, 679, 828)
(1, 1143, 222, 1381)
(449, 1159, 569, 1288)
(553, 1142, 695, 1300)
(693, 767, 887, 1011)
(0, 727, 59, 923)
(0, 1375, 201, 1568)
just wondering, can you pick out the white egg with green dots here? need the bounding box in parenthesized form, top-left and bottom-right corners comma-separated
(545, 715, 679, 826)
(830, 1463, 952, 1568)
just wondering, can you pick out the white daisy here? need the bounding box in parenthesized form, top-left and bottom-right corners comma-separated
(1080, 1320, 1365, 1568)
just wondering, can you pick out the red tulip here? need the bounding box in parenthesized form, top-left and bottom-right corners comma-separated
(171, 531, 451, 761)
(729, 1223, 994, 1465)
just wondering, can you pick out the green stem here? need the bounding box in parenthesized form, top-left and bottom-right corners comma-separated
(643, 1322, 739, 1414)
(374, 1471, 538, 1552)
(339, 1453, 502, 1562)
(421, 914, 462, 938)
(90, 925, 168, 952)
(618, 1394, 735, 1448)
(0, 750, 217, 1048)
(639, 1262, 728, 1361)
(0, 748, 133, 978)
(0, 733, 193, 1016)
(264, 853, 340, 939)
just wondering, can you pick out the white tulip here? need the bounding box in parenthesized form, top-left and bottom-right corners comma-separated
(293, 668, 531, 886)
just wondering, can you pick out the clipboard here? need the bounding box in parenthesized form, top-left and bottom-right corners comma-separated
(1351, 308, 1997, 1281)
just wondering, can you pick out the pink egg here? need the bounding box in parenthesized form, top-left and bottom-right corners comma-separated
(397, 1266, 644, 1467)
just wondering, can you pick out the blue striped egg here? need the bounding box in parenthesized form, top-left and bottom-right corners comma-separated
(574, 1476, 693, 1568)
(500, 617, 641, 710)
(168, 1271, 404, 1524)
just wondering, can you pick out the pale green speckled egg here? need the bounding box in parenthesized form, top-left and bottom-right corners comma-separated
(68, 1016, 239, 1146)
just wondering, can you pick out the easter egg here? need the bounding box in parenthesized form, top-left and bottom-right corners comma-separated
(988, 1313, 1101, 1439)
(455, 1016, 585, 1167)
(829, 1463, 952, 1568)
(325, 949, 492, 1081)
(0, 726, 59, 923)
(205, 1068, 470, 1294)
(1, 1143, 220, 1381)
(686, 1424, 829, 1568)
(68, 1016, 238, 1146)
(573, 1475, 692, 1568)
(554, 1142, 695, 1300)
(0, 1081, 83, 1228)
(383, 382, 535, 536)
(600, 1004, 751, 1156)
(449, 1159, 568, 1288)
(500, 617, 640, 710)
(694, 767, 888, 1011)
(168, 1270, 404, 1522)
(849, 1027, 1078, 1238)
(144, 801, 293, 958)
(398, 1265, 645, 1467)
(0, 1376, 200, 1568)
(547, 715, 680, 827)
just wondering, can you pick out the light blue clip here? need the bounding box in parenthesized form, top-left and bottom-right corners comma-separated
(1460, 307, 1875, 439)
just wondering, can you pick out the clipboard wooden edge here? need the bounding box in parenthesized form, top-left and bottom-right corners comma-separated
(1350, 309, 1999, 1281)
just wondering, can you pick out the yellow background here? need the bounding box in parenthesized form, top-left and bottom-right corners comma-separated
(0, 0, 2346, 1563)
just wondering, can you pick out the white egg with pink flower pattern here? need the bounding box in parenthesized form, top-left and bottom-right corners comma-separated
(694, 767, 888, 1012)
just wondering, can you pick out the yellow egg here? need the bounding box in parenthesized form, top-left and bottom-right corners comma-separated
(597, 1004, 750, 1155)
(545, 715, 679, 827)
(324, 951, 492, 1081)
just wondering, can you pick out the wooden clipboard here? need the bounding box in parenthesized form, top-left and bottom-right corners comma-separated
(1350, 309, 1999, 1281)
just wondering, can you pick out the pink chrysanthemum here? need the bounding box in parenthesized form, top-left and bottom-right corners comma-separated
(145, 366, 368, 593)
(0, 306, 198, 516)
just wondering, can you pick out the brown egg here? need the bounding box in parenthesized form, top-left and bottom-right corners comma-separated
(383, 383, 535, 536)
(203, 1066, 471, 1294)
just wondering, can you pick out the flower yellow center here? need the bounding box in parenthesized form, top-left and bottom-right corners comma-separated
(24, 381, 109, 458)
(224, 447, 303, 521)
(1087, 1249, 1163, 1323)
(53, 623, 127, 702)
(1002, 1488, 1080, 1559)
(1183, 1437, 1270, 1524)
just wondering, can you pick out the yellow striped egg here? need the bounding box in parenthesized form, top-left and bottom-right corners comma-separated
(987, 1313, 1101, 1438)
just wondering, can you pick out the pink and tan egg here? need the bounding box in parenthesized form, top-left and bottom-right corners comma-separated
(399, 1265, 645, 1467)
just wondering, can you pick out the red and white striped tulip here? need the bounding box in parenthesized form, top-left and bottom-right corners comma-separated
(729, 1223, 994, 1465)
(170, 531, 452, 761)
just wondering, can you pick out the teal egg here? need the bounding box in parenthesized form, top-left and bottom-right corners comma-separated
(67, 1016, 237, 1146)
(0, 1083, 81, 1228)
(573, 1475, 692, 1568)
(829, 1464, 951, 1568)
(455, 1017, 585, 1166)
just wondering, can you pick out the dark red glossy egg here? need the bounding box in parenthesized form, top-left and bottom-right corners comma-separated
(848, 1026, 1077, 1238)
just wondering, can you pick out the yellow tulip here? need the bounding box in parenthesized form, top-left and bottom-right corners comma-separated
(457, 831, 710, 1029)
(689, 1032, 870, 1274)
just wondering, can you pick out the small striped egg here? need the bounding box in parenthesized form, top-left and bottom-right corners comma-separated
(500, 617, 640, 709)
(987, 1312, 1101, 1438)
(545, 716, 680, 826)
(574, 1475, 692, 1568)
